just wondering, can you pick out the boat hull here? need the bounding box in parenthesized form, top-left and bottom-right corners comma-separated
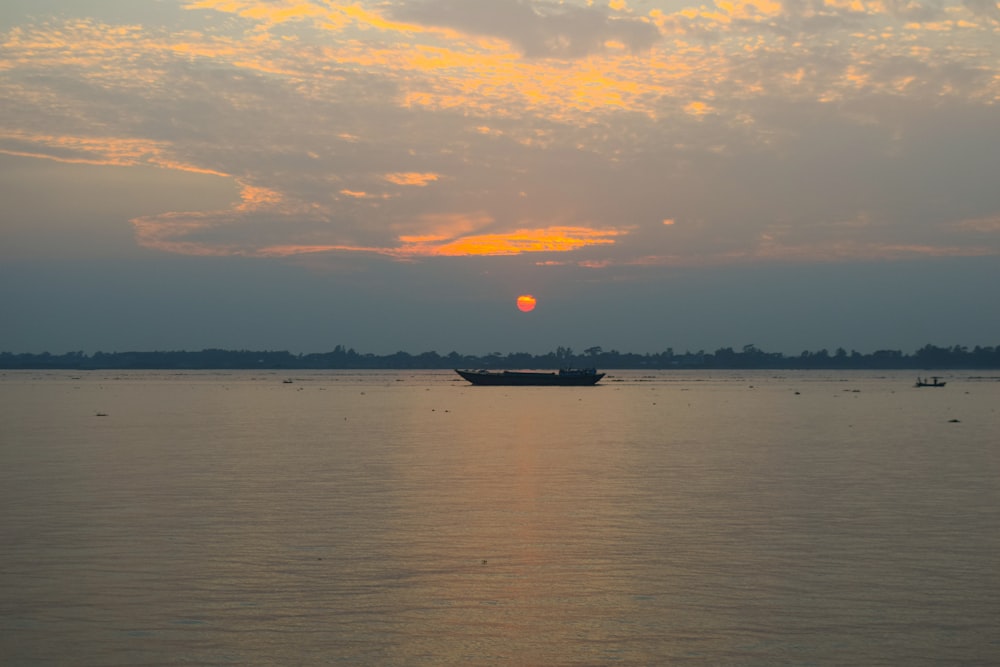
(455, 369, 604, 386)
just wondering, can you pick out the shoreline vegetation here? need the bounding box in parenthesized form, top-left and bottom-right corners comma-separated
(2, 344, 999, 370)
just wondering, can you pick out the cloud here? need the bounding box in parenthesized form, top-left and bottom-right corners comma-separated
(384, 172, 441, 186)
(128, 199, 618, 261)
(879, 0, 947, 22)
(390, 0, 661, 58)
(1, 1, 999, 269)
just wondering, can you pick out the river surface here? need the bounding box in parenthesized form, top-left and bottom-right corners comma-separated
(1, 370, 998, 665)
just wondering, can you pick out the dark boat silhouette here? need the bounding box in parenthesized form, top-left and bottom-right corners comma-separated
(915, 376, 946, 387)
(455, 368, 604, 386)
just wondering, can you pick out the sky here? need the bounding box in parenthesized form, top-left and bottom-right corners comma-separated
(1, 0, 999, 356)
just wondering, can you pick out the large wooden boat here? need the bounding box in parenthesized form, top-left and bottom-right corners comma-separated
(455, 368, 605, 386)
(914, 376, 946, 387)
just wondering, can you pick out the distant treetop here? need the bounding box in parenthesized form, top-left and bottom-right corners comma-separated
(1, 344, 997, 370)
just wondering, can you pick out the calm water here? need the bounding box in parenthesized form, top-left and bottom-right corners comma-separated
(1, 370, 998, 666)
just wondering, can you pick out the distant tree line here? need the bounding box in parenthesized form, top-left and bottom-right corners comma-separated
(2, 343, 999, 370)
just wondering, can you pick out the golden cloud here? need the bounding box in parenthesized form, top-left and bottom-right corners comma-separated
(236, 183, 284, 210)
(129, 206, 627, 259)
(0, 131, 229, 177)
(383, 172, 441, 186)
(399, 226, 626, 257)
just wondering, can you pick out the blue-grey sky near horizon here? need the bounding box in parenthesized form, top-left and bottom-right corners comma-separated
(2, 0, 999, 356)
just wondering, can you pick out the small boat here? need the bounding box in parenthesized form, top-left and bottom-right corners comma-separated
(915, 376, 946, 387)
(455, 368, 604, 386)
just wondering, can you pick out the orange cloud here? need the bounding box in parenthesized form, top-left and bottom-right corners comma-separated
(339, 189, 390, 200)
(129, 193, 627, 258)
(684, 101, 713, 116)
(398, 226, 626, 257)
(383, 172, 440, 186)
(236, 183, 283, 210)
(256, 243, 367, 257)
(0, 131, 229, 177)
(131, 211, 238, 257)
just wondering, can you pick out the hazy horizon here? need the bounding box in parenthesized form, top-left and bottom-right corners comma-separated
(2, 334, 996, 359)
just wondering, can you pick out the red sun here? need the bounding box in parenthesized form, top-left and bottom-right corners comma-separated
(516, 294, 537, 312)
